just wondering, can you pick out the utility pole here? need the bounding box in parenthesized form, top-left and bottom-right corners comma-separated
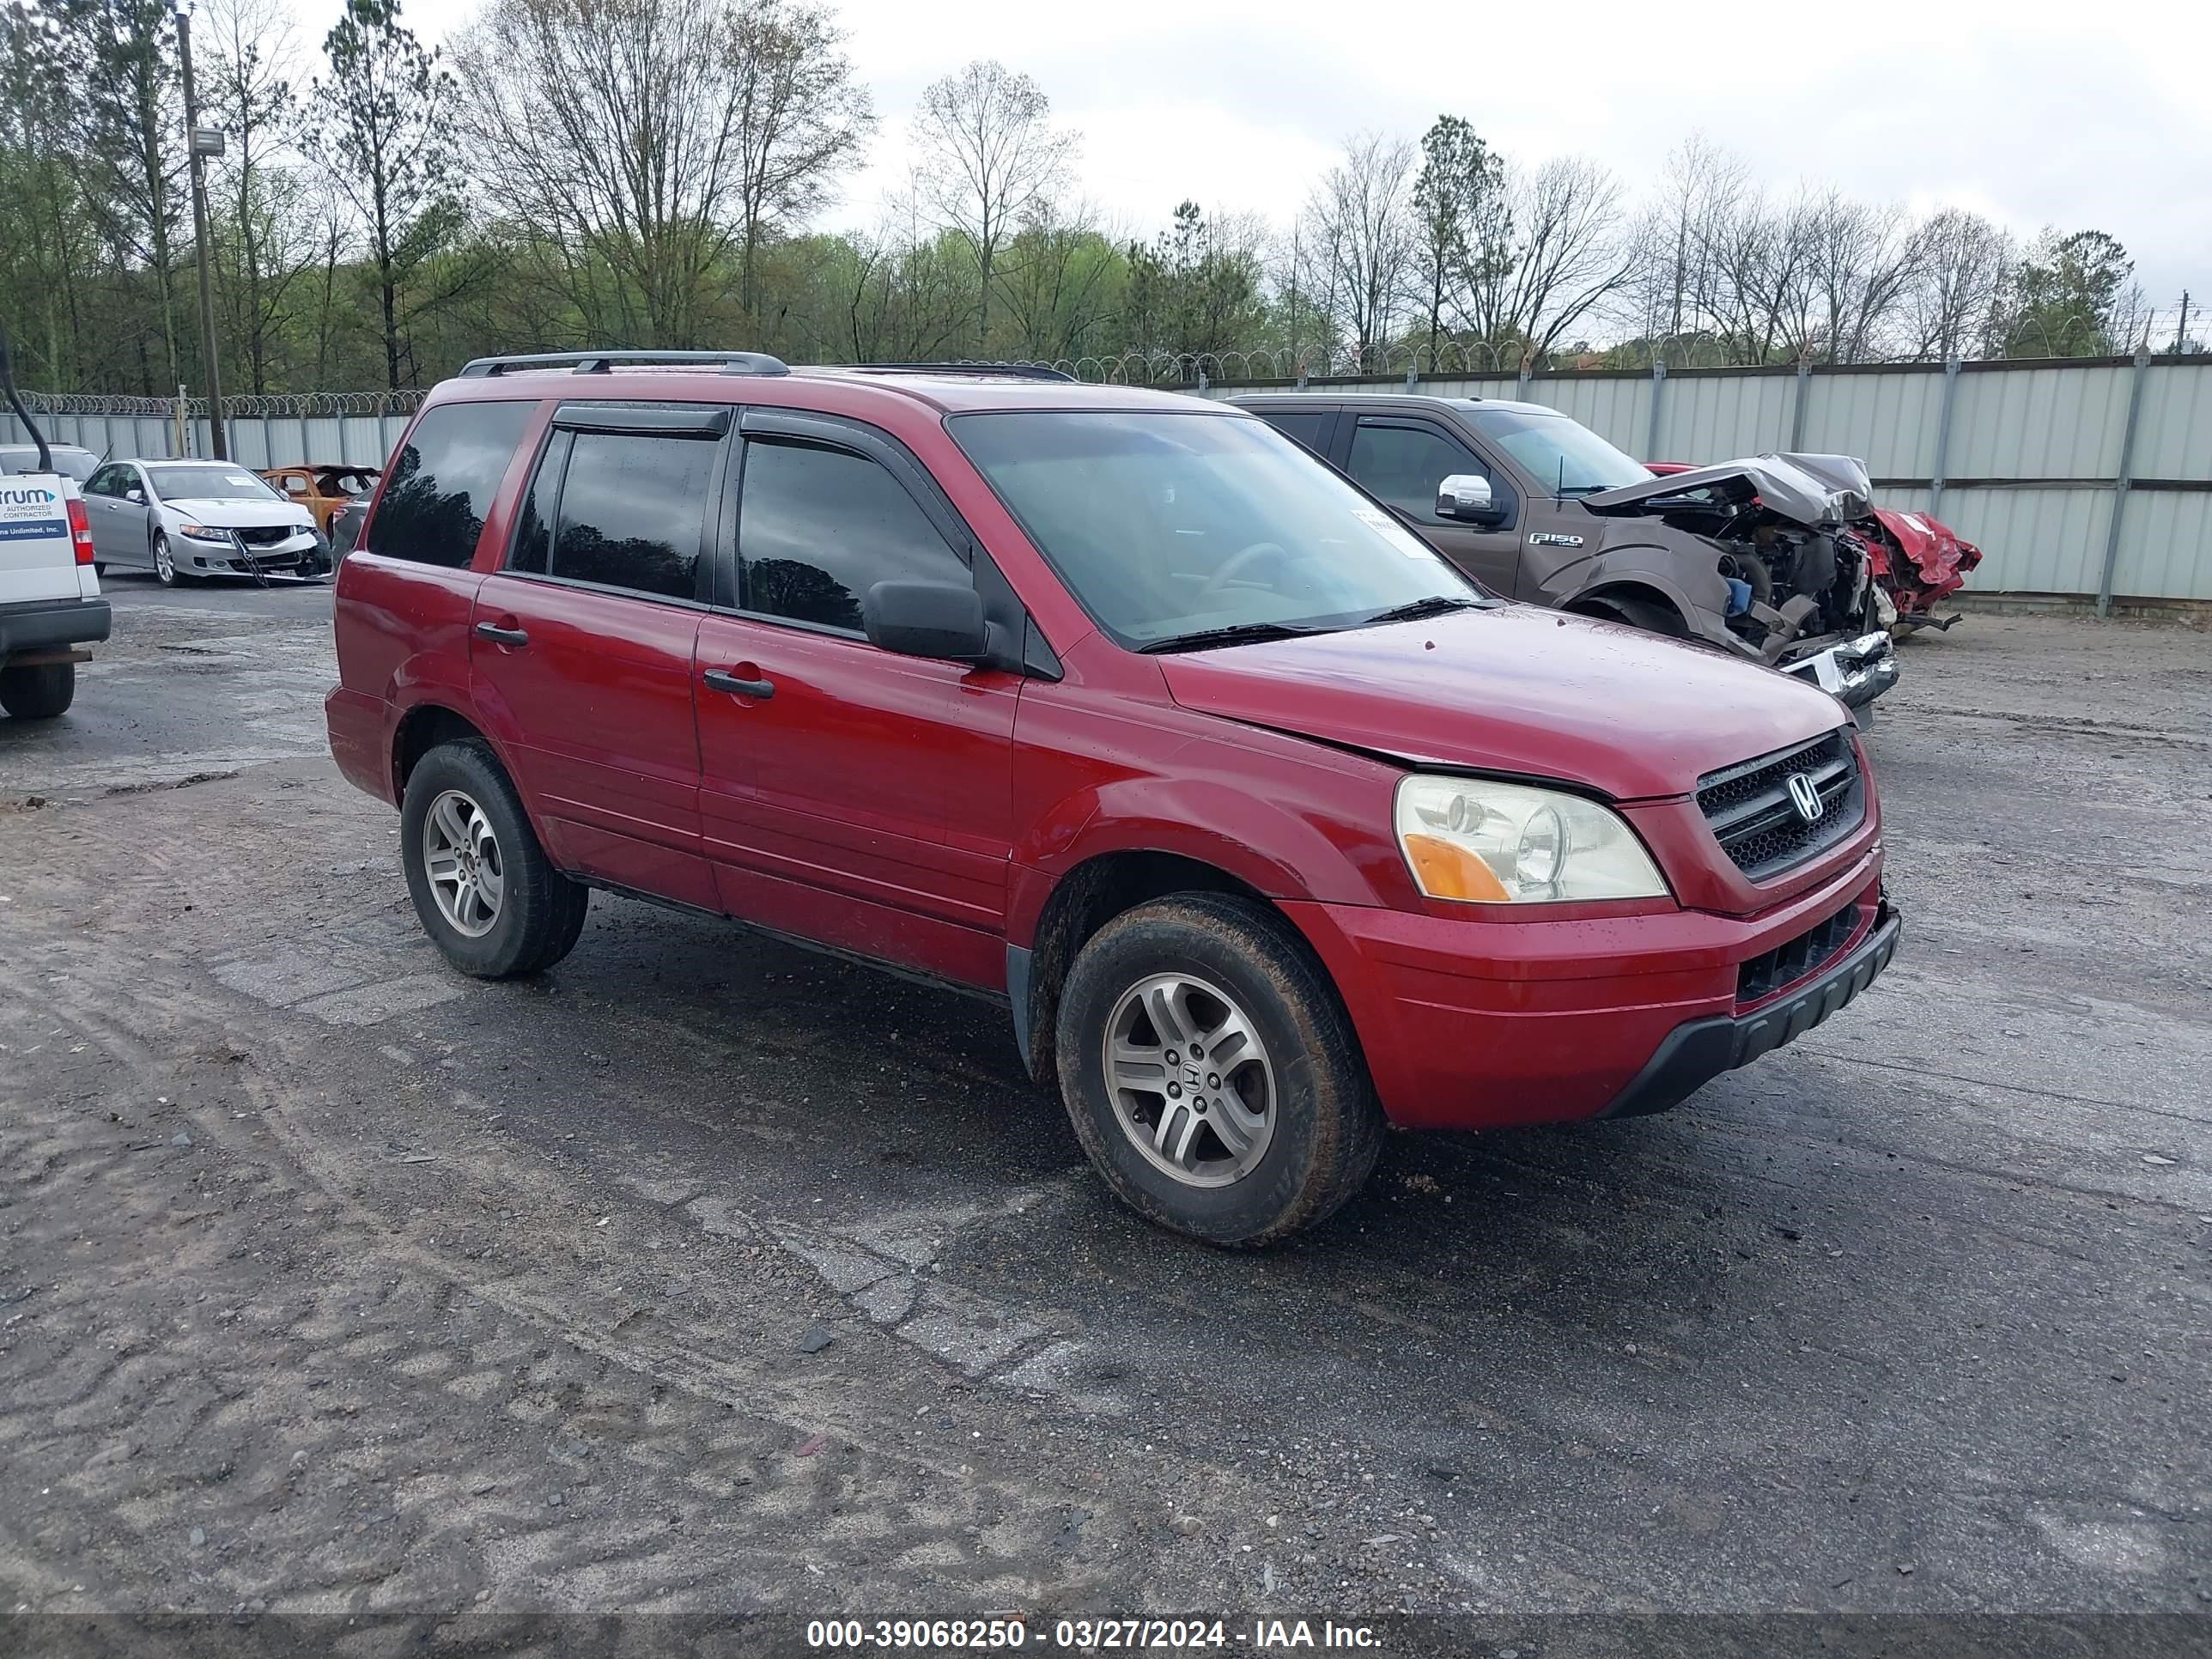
(173, 0, 228, 460)
(2178, 291, 2192, 355)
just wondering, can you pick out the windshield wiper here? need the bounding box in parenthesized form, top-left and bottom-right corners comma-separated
(1135, 620, 1334, 654)
(1358, 594, 1484, 625)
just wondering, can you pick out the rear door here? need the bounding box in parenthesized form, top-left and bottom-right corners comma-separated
(691, 409, 1022, 989)
(1343, 415, 1522, 595)
(468, 403, 725, 909)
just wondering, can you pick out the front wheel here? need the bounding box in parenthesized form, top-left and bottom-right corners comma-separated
(400, 739, 589, 978)
(1054, 893, 1383, 1247)
(0, 661, 76, 720)
(152, 532, 182, 586)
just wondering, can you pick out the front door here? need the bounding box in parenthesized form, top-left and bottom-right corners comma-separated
(82, 464, 149, 567)
(1342, 416, 1523, 596)
(468, 407, 727, 910)
(693, 412, 1020, 991)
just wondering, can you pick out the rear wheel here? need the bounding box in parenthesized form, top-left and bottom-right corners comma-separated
(1054, 893, 1383, 1247)
(400, 739, 588, 978)
(0, 661, 76, 720)
(1570, 592, 1685, 636)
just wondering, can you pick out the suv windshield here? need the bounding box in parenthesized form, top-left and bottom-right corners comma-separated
(148, 465, 280, 502)
(1465, 409, 1650, 495)
(951, 411, 1477, 649)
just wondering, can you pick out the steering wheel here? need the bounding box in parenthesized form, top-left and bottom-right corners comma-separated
(1197, 540, 1292, 604)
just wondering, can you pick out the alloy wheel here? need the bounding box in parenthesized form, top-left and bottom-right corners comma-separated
(1102, 972, 1277, 1188)
(421, 789, 504, 938)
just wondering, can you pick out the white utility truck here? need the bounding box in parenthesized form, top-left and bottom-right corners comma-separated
(0, 331, 109, 720)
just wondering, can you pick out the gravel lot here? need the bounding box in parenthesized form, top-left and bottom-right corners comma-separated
(2, 576, 2207, 1631)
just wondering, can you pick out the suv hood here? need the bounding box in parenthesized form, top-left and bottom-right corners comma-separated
(1583, 452, 1872, 526)
(161, 498, 315, 531)
(1158, 605, 1845, 800)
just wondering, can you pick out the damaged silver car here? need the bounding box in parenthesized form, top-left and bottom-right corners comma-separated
(1235, 393, 1899, 718)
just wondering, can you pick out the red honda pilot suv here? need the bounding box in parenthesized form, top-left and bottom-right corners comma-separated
(325, 351, 1899, 1245)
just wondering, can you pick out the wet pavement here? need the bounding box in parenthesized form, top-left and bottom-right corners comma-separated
(1, 587, 2207, 1621)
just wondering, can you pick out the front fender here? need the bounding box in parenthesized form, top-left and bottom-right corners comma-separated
(1008, 769, 1399, 948)
(1551, 540, 1735, 643)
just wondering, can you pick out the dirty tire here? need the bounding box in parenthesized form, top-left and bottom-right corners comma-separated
(1055, 893, 1383, 1247)
(0, 661, 75, 720)
(1572, 593, 1684, 637)
(400, 738, 589, 979)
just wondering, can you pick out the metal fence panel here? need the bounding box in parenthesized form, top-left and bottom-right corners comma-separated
(1933, 486, 2117, 595)
(2133, 362, 2212, 482)
(1948, 362, 2131, 479)
(2116, 489, 2212, 600)
(1799, 369, 1948, 478)
(1662, 370, 1794, 463)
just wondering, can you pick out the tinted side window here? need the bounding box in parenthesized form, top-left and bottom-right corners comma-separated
(738, 440, 967, 633)
(1347, 421, 1486, 525)
(84, 465, 123, 498)
(506, 430, 568, 577)
(1257, 409, 1334, 456)
(368, 400, 535, 568)
(542, 431, 715, 601)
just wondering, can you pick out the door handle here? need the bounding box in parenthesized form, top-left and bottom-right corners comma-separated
(702, 668, 775, 699)
(474, 622, 529, 647)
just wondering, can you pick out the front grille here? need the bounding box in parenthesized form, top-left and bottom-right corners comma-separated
(234, 524, 297, 547)
(1697, 729, 1864, 880)
(1738, 899, 1865, 1004)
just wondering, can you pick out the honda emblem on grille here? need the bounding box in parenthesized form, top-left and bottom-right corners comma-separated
(1786, 771, 1825, 823)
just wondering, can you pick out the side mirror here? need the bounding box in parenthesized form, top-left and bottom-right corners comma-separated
(125, 487, 145, 503)
(864, 579, 988, 662)
(1436, 473, 1504, 525)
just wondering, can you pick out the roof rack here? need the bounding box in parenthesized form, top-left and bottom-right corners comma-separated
(847, 362, 1075, 383)
(458, 349, 790, 379)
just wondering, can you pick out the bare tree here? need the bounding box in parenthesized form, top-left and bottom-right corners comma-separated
(1299, 131, 1414, 367)
(727, 0, 873, 323)
(910, 60, 1077, 349)
(1480, 156, 1629, 361)
(1619, 135, 1743, 357)
(203, 0, 322, 393)
(459, 0, 750, 346)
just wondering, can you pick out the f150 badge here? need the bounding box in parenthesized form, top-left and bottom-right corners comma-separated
(1528, 532, 1584, 547)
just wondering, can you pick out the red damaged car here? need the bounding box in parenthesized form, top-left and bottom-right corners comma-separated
(1645, 460, 1983, 629)
(327, 353, 1899, 1245)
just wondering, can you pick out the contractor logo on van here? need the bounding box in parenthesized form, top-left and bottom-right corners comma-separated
(0, 481, 68, 543)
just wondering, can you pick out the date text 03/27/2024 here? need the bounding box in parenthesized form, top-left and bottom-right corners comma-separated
(805, 1619, 1383, 1650)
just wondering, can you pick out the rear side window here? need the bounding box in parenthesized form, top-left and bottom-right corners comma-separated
(510, 429, 715, 602)
(737, 439, 967, 633)
(368, 401, 535, 568)
(1256, 409, 1334, 457)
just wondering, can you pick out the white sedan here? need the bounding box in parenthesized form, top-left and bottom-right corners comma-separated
(80, 458, 330, 585)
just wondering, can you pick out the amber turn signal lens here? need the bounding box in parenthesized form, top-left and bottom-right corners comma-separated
(1402, 834, 1511, 902)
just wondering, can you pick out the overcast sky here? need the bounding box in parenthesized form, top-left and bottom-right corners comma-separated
(325, 0, 2208, 313)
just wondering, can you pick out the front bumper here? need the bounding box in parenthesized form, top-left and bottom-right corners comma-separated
(1285, 850, 1892, 1133)
(180, 529, 322, 576)
(1601, 902, 1899, 1117)
(1784, 630, 1899, 714)
(0, 595, 112, 661)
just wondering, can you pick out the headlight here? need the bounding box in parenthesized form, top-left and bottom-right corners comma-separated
(178, 523, 233, 543)
(1395, 775, 1669, 903)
